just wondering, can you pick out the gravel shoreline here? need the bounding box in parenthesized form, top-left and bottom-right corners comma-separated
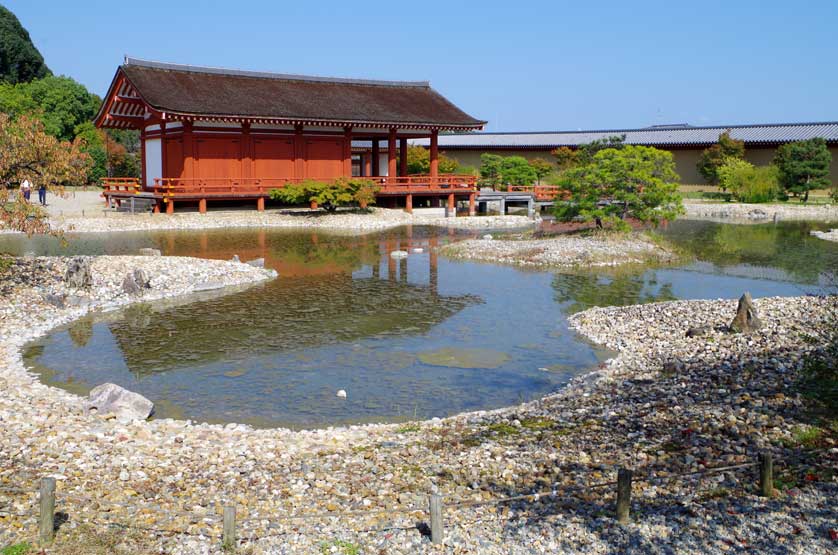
(0, 208, 535, 235)
(440, 232, 678, 269)
(684, 201, 838, 223)
(1, 255, 835, 554)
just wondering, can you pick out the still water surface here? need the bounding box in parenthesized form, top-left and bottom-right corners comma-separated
(4, 220, 836, 428)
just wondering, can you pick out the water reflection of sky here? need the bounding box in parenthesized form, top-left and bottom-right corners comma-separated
(7, 219, 837, 428)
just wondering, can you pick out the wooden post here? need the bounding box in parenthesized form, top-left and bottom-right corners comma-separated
(343, 127, 353, 177)
(372, 140, 380, 176)
(468, 193, 476, 216)
(429, 130, 439, 178)
(198, 198, 207, 214)
(616, 467, 632, 523)
(388, 128, 397, 177)
(39, 477, 56, 546)
(447, 193, 455, 217)
(759, 453, 773, 497)
(166, 199, 174, 214)
(257, 197, 265, 211)
(405, 194, 413, 214)
(222, 505, 236, 550)
(429, 493, 443, 545)
(399, 138, 408, 176)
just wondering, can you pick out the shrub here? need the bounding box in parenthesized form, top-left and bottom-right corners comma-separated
(717, 158, 780, 203)
(269, 178, 379, 211)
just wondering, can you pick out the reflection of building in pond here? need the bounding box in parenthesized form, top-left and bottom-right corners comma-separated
(156, 228, 442, 286)
(109, 274, 478, 377)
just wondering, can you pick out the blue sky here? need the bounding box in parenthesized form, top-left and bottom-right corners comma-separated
(7, 0, 838, 131)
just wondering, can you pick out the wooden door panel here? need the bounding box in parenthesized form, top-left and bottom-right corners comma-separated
(252, 138, 295, 179)
(305, 138, 344, 179)
(195, 137, 241, 180)
(164, 138, 184, 178)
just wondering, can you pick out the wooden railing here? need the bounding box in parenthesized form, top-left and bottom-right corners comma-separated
(149, 175, 478, 198)
(371, 175, 477, 194)
(508, 185, 564, 201)
(101, 177, 142, 195)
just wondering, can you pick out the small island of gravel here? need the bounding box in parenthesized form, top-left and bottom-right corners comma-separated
(440, 231, 678, 269)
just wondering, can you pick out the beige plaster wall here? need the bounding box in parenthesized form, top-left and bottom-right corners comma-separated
(446, 146, 838, 187)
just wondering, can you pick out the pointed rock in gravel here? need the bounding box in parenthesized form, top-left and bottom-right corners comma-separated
(729, 292, 762, 333)
(86, 383, 154, 421)
(64, 257, 92, 289)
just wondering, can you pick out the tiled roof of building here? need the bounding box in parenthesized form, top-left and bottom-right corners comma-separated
(411, 122, 838, 149)
(110, 58, 485, 130)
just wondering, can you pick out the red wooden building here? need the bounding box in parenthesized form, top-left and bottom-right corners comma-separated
(94, 58, 485, 214)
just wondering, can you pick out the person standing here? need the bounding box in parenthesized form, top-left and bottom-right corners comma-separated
(38, 182, 46, 206)
(20, 178, 31, 203)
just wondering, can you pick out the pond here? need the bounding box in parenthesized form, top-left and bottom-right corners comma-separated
(4, 219, 837, 428)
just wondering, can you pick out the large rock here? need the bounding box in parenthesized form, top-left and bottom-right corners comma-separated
(729, 292, 762, 333)
(87, 383, 154, 421)
(137, 248, 161, 256)
(64, 257, 92, 289)
(122, 269, 151, 296)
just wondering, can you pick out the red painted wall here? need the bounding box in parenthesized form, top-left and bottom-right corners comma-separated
(162, 131, 348, 181)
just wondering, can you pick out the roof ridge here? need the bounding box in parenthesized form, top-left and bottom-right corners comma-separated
(453, 121, 838, 136)
(123, 56, 431, 88)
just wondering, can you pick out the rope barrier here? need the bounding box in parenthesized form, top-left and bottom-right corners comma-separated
(2, 453, 785, 547)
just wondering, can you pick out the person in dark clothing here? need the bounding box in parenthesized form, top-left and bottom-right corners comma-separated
(38, 183, 46, 206)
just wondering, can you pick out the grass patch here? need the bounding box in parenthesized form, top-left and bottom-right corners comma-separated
(1, 543, 32, 555)
(781, 425, 825, 449)
(396, 423, 421, 433)
(485, 422, 520, 437)
(319, 539, 360, 555)
(520, 417, 555, 431)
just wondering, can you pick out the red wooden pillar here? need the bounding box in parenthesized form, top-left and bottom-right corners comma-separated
(429, 130, 439, 177)
(257, 197, 265, 211)
(469, 192, 476, 216)
(371, 140, 380, 176)
(343, 127, 353, 176)
(399, 138, 408, 176)
(388, 128, 397, 177)
(166, 199, 174, 214)
(447, 193, 455, 215)
(183, 121, 195, 178)
(198, 199, 207, 213)
(241, 122, 252, 179)
(160, 120, 168, 181)
(140, 127, 147, 188)
(405, 194, 413, 214)
(294, 125, 305, 178)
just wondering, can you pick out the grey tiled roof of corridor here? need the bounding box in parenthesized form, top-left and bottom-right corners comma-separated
(409, 122, 838, 149)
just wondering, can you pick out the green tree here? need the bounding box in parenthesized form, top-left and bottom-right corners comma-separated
(717, 158, 780, 203)
(0, 5, 49, 84)
(269, 178, 379, 211)
(577, 134, 626, 165)
(697, 131, 746, 187)
(773, 138, 832, 202)
(479, 153, 503, 188)
(404, 145, 459, 174)
(553, 145, 683, 229)
(499, 155, 537, 186)
(529, 157, 553, 184)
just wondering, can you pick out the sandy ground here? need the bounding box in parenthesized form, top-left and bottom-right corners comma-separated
(43, 189, 108, 217)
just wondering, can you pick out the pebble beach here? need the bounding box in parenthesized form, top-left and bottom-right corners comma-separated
(0, 253, 835, 554)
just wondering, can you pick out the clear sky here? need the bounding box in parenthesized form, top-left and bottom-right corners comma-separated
(6, 0, 838, 132)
